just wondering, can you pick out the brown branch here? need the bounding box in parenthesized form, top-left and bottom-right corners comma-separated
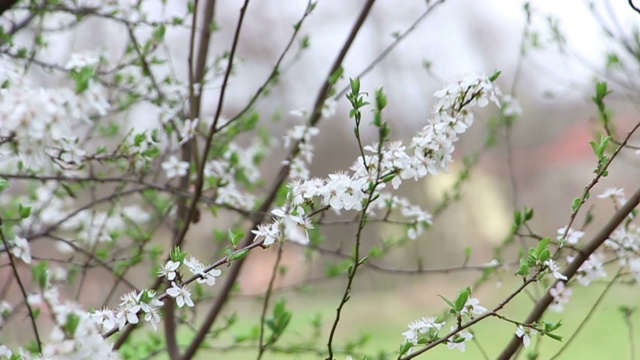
(179, 1, 252, 358)
(496, 185, 640, 360)
(334, 0, 447, 99)
(0, 0, 18, 16)
(180, 1, 376, 358)
(629, 0, 640, 16)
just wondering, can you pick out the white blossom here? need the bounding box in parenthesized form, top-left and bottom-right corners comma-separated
(184, 256, 222, 286)
(158, 260, 180, 280)
(549, 281, 572, 312)
(515, 325, 537, 348)
(557, 226, 585, 245)
(446, 326, 473, 352)
(161, 155, 190, 179)
(544, 259, 567, 280)
(461, 297, 487, 316)
(166, 282, 194, 308)
(11, 236, 31, 264)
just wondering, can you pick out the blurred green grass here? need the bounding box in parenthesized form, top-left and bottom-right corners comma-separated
(166, 277, 640, 359)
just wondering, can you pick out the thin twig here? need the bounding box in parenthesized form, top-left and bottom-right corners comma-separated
(629, 0, 640, 16)
(0, 218, 42, 353)
(256, 242, 284, 360)
(549, 268, 622, 360)
(334, 0, 447, 99)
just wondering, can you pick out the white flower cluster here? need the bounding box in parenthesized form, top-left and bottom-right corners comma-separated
(3, 285, 121, 359)
(605, 226, 640, 263)
(355, 75, 500, 190)
(253, 75, 500, 247)
(85, 254, 223, 340)
(160, 139, 266, 210)
(282, 119, 320, 180)
(92, 289, 164, 332)
(158, 256, 222, 307)
(368, 194, 433, 240)
(252, 204, 315, 246)
(567, 253, 607, 286)
(402, 297, 486, 354)
(556, 226, 585, 245)
(401, 316, 444, 352)
(549, 281, 572, 312)
(500, 94, 523, 117)
(598, 187, 627, 206)
(6, 181, 150, 253)
(54, 206, 150, 252)
(0, 61, 109, 172)
(203, 141, 266, 208)
(9, 236, 32, 264)
(598, 188, 640, 283)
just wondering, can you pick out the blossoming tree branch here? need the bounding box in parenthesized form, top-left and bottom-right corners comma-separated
(0, 1, 639, 359)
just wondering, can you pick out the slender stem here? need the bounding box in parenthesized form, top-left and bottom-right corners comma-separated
(220, 0, 315, 132)
(334, 0, 446, 99)
(549, 268, 621, 360)
(0, 220, 42, 353)
(256, 242, 284, 360)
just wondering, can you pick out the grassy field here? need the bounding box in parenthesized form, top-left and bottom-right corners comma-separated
(165, 276, 640, 360)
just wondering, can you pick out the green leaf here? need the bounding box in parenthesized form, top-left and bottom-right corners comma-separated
(594, 81, 610, 100)
(454, 287, 471, 312)
(524, 207, 534, 221)
(545, 332, 563, 342)
(516, 261, 529, 276)
(589, 140, 600, 157)
(571, 197, 582, 212)
(535, 238, 550, 259)
(18, 204, 31, 219)
(349, 77, 360, 95)
(228, 229, 242, 248)
(228, 249, 248, 261)
(375, 87, 387, 110)
(328, 66, 344, 85)
(489, 70, 501, 82)
(438, 294, 456, 311)
(152, 24, 166, 43)
(71, 66, 95, 94)
(267, 298, 292, 343)
(0, 178, 8, 191)
(32, 261, 48, 289)
(62, 313, 81, 337)
(170, 246, 186, 263)
(399, 341, 413, 355)
(513, 210, 522, 226)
